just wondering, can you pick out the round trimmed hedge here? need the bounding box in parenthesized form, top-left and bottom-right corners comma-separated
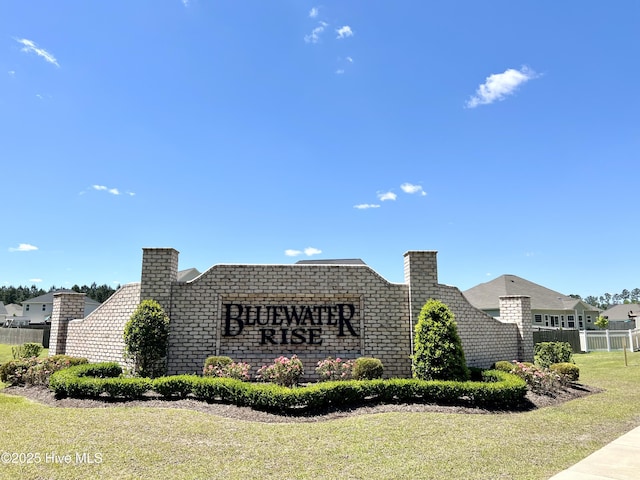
(49, 363, 527, 413)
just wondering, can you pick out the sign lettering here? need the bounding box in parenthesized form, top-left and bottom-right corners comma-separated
(222, 303, 359, 345)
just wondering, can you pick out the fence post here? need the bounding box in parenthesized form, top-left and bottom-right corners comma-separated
(580, 330, 588, 352)
(629, 330, 634, 353)
(605, 329, 611, 352)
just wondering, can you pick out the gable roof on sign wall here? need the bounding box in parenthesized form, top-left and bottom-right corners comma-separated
(462, 274, 598, 312)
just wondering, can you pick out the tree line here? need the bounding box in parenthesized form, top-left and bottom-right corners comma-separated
(571, 288, 640, 311)
(0, 282, 118, 305)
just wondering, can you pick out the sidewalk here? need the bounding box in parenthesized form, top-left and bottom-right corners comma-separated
(548, 425, 640, 479)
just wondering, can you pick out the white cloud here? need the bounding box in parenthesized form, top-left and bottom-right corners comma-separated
(378, 191, 397, 202)
(335, 69, 345, 75)
(286, 247, 322, 257)
(309, 7, 319, 18)
(346, 56, 353, 63)
(182, 0, 189, 6)
(8, 70, 15, 76)
(90, 185, 134, 196)
(29, 278, 43, 283)
(401, 183, 427, 196)
(304, 21, 328, 44)
(15, 38, 59, 67)
(466, 66, 537, 108)
(336, 26, 354, 39)
(9, 243, 38, 252)
(354, 204, 380, 210)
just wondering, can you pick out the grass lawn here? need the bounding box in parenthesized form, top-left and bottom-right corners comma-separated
(0, 343, 48, 363)
(1, 351, 639, 480)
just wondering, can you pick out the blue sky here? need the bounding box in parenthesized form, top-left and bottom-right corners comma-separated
(1, 1, 638, 299)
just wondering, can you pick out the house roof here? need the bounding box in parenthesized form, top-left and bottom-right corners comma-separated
(0, 302, 7, 316)
(22, 290, 101, 306)
(462, 274, 598, 312)
(4, 303, 22, 316)
(601, 304, 640, 322)
(295, 259, 367, 265)
(177, 268, 201, 282)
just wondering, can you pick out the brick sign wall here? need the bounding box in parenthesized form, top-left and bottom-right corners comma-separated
(50, 248, 533, 380)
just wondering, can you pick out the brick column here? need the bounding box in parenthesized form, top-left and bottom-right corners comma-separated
(140, 248, 179, 314)
(499, 295, 534, 362)
(49, 292, 86, 356)
(404, 251, 439, 352)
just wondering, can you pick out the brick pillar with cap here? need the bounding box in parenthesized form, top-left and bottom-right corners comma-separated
(48, 292, 86, 356)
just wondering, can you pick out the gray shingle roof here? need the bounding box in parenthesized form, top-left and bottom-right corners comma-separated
(177, 268, 201, 282)
(295, 259, 366, 265)
(601, 304, 640, 322)
(22, 290, 101, 306)
(462, 274, 595, 311)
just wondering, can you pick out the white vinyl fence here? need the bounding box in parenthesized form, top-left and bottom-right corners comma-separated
(579, 329, 640, 352)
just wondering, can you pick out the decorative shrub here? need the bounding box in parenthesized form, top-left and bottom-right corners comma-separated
(48, 365, 528, 412)
(256, 355, 304, 387)
(123, 299, 170, 378)
(0, 355, 88, 386)
(511, 361, 563, 395)
(412, 299, 470, 381)
(12, 342, 43, 359)
(534, 342, 573, 368)
(0, 358, 32, 385)
(101, 377, 153, 399)
(49, 362, 152, 399)
(153, 375, 199, 398)
(315, 357, 355, 381)
(493, 361, 515, 373)
(187, 370, 526, 412)
(352, 357, 384, 380)
(203, 356, 233, 373)
(550, 362, 580, 382)
(204, 361, 252, 381)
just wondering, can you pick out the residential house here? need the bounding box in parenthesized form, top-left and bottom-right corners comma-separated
(5, 303, 23, 318)
(0, 303, 26, 327)
(463, 274, 601, 330)
(21, 290, 101, 325)
(600, 304, 639, 330)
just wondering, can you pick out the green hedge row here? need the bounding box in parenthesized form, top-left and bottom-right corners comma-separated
(49, 362, 151, 399)
(49, 363, 527, 411)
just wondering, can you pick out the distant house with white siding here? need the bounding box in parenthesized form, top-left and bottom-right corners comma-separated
(463, 274, 601, 330)
(22, 290, 101, 324)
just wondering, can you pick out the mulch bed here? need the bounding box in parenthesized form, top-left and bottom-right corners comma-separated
(2, 383, 600, 424)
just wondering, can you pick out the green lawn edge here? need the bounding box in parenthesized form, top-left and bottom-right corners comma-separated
(1, 351, 639, 480)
